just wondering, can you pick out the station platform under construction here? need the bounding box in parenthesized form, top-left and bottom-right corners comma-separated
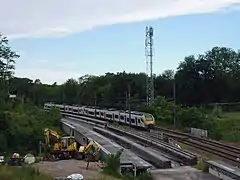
(61, 119, 152, 170)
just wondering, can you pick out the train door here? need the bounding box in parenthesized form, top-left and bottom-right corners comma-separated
(104, 112, 106, 119)
(131, 117, 136, 126)
(137, 118, 142, 127)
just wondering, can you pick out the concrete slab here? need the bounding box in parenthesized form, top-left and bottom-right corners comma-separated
(151, 166, 219, 180)
(206, 160, 240, 177)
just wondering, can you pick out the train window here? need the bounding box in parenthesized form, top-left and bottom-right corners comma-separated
(126, 118, 129, 122)
(101, 112, 104, 116)
(115, 114, 119, 119)
(138, 118, 141, 124)
(131, 118, 135, 124)
(120, 115, 124, 120)
(89, 111, 94, 115)
(106, 114, 112, 118)
(145, 114, 152, 121)
(96, 111, 100, 115)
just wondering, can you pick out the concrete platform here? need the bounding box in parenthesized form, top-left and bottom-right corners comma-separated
(151, 166, 219, 180)
(61, 119, 152, 170)
(206, 160, 240, 179)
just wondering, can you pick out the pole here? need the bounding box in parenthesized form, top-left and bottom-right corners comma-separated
(39, 141, 42, 156)
(94, 93, 97, 118)
(128, 84, 131, 128)
(125, 92, 128, 110)
(173, 79, 176, 129)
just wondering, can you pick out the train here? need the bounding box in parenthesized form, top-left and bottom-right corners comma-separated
(44, 102, 155, 129)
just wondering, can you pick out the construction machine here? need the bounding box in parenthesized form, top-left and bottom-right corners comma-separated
(78, 140, 100, 162)
(44, 128, 101, 162)
(44, 128, 78, 160)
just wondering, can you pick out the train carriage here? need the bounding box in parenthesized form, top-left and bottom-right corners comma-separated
(44, 102, 155, 130)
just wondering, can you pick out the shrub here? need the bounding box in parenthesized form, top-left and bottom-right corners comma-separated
(103, 149, 123, 177)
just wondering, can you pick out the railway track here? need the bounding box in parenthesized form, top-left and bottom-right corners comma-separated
(154, 126, 240, 165)
(108, 125, 198, 166)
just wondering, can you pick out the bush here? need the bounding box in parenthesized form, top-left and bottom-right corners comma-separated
(0, 101, 62, 154)
(103, 149, 123, 177)
(212, 104, 222, 118)
(216, 117, 240, 142)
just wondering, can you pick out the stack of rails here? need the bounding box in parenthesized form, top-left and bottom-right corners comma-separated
(155, 127, 240, 165)
(107, 126, 198, 166)
(93, 126, 172, 169)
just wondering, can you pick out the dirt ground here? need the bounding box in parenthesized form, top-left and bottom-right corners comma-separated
(33, 160, 114, 180)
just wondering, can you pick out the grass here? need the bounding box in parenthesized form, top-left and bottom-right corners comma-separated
(222, 111, 240, 119)
(193, 158, 208, 171)
(0, 165, 52, 180)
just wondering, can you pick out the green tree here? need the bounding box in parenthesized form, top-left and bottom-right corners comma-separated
(0, 34, 19, 102)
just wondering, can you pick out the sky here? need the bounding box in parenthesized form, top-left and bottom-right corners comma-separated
(1, 0, 240, 84)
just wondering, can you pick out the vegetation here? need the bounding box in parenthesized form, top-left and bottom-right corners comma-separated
(0, 166, 51, 180)
(0, 33, 62, 154)
(9, 47, 240, 109)
(103, 149, 153, 180)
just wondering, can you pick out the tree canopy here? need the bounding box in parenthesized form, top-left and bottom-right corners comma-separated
(7, 46, 240, 109)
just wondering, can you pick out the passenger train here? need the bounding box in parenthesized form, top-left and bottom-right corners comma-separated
(44, 102, 155, 129)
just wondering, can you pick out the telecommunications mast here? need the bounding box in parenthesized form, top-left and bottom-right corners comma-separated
(145, 26, 154, 106)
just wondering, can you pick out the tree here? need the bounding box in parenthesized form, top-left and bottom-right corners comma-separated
(175, 47, 240, 105)
(0, 34, 20, 102)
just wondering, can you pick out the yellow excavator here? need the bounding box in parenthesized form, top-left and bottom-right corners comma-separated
(44, 128, 100, 161)
(79, 139, 101, 162)
(44, 128, 78, 160)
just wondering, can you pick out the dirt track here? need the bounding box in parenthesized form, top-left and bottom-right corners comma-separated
(34, 159, 112, 179)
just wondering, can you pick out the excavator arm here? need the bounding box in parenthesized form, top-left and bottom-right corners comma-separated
(84, 140, 100, 154)
(44, 128, 61, 151)
(79, 140, 100, 161)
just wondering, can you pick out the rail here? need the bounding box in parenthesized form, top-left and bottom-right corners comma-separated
(155, 126, 240, 166)
(107, 125, 197, 166)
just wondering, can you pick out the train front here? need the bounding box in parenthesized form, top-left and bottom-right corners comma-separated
(143, 113, 155, 129)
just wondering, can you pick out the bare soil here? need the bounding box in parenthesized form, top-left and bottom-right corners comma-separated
(33, 160, 115, 180)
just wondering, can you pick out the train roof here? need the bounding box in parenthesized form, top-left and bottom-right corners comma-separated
(44, 102, 153, 116)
